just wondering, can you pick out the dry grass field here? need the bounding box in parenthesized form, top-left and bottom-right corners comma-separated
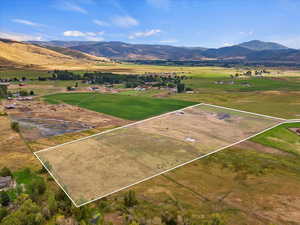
(35, 104, 282, 205)
(0, 106, 37, 169)
(5, 99, 129, 142)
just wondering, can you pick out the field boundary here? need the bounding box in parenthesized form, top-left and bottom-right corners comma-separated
(33, 103, 288, 207)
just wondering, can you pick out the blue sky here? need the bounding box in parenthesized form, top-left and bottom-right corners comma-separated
(0, 0, 300, 48)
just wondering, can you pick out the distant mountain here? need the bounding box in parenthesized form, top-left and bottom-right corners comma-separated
(246, 49, 300, 62)
(238, 40, 288, 51)
(26, 39, 300, 63)
(28, 40, 99, 48)
(70, 41, 207, 60)
(201, 46, 253, 59)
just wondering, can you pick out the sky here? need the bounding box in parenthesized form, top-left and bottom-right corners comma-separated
(0, 0, 300, 48)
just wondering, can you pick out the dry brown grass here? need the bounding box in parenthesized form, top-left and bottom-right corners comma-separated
(0, 40, 110, 70)
(36, 104, 282, 205)
(0, 107, 37, 169)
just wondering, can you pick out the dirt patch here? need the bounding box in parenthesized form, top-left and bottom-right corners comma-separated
(235, 140, 289, 156)
(5, 99, 129, 141)
(0, 110, 37, 169)
(289, 128, 300, 136)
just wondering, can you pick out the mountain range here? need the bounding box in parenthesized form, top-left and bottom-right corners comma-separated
(0, 38, 110, 69)
(27, 40, 299, 62)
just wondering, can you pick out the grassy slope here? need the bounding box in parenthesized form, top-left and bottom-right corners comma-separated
(252, 122, 300, 155)
(44, 93, 196, 120)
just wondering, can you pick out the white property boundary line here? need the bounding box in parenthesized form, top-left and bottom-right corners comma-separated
(33, 103, 289, 207)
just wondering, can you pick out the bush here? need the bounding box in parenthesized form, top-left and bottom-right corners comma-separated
(176, 83, 185, 93)
(0, 207, 8, 222)
(0, 192, 10, 206)
(0, 167, 12, 177)
(11, 121, 20, 132)
(124, 190, 138, 208)
(19, 90, 29, 96)
(29, 90, 35, 95)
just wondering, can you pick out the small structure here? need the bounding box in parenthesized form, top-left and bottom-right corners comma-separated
(0, 176, 13, 190)
(4, 103, 16, 109)
(217, 113, 231, 120)
(185, 137, 196, 142)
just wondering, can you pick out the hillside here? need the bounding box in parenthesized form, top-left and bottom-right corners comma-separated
(10, 39, 300, 63)
(238, 40, 288, 51)
(29, 40, 297, 62)
(0, 39, 110, 69)
(41, 45, 109, 62)
(70, 41, 206, 60)
(201, 46, 253, 59)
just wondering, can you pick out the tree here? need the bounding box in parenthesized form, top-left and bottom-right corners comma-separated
(26, 178, 46, 201)
(1, 199, 44, 225)
(11, 121, 20, 132)
(47, 192, 57, 216)
(0, 192, 10, 206)
(176, 83, 185, 93)
(0, 167, 12, 177)
(19, 90, 29, 96)
(124, 190, 138, 208)
(0, 207, 8, 222)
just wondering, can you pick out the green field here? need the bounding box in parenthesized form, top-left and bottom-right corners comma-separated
(252, 122, 300, 155)
(44, 93, 196, 120)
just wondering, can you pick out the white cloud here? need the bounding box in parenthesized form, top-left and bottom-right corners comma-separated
(159, 39, 178, 44)
(63, 30, 104, 41)
(85, 36, 104, 41)
(63, 30, 86, 37)
(12, 19, 43, 27)
(0, 31, 43, 41)
(112, 16, 139, 28)
(147, 0, 170, 9)
(58, 1, 88, 14)
(222, 42, 234, 47)
(129, 29, 161, 39)
(93, 19, 109, 27)
(239, 31, 254, 36)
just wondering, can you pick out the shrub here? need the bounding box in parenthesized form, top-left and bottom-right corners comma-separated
(124, 190, 138, 208)
(0, 207, 8, 222)
(0, 167, 12, 177)
(0, 192, 10, 206)
(11, 121, 20, 132)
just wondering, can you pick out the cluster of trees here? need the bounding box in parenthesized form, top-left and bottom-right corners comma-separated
(230, 69, 270, 78)
(35, 70, 190, 89)
(125, 60, 300, 68)
(0, 77, 27, 83)
(7, 90, 35, 97)
(0, 166, 227, 225)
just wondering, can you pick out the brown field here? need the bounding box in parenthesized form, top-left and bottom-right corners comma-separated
(35, 104, 282, 205)
(0, 106, 37, 169)
(5, 99, 129, 143)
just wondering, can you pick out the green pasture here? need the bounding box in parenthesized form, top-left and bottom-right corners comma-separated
(43, 92, 196, 120)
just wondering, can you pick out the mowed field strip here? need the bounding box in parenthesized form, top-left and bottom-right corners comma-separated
(34, 103, 285, 207)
